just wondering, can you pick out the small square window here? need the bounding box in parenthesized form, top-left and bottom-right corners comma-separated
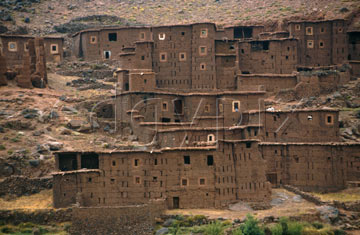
(200, 29, 208, 38)
(104, 51, 111, 59)
(140, 32, 146, 40)
(179, 52, 186, 61)
(184, 155, 190, 164)
(241, 49, 245, 54)
(134, 159, 139, 166)
(319, 41, 324, 48)
(90, 36, 97, 44)
(338, 28, 343, 33)
(8, 42, 17, 52)
(295, 24, 301, 31)
(181, 32, 185, 36)
(199, 178, 206, 185)
(112, 160, 116, 166)
(135, 176, 141, 184)
(199, 46, 207, 56)
(307, 40, 314, 48)
(306, 27, 313, 35)
(204, 104, 210, 112)
(326, 115, 334, 125)
(232, 101, 240, 112)
(50, 44, 58, 54)
(159, 33, 166, 40)
(207, 134, 215, 142)
(181, 178, 188, 186)
(320, 28, 325, 33)
(160, 52, 167, 62)
(162, 102, 168, 111)
(200, 63, 206, 70)
(108, 33, 117, 41)
(141, 55, 145, 60)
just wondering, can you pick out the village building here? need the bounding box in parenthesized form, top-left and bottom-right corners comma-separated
(52, 19, 360, 209)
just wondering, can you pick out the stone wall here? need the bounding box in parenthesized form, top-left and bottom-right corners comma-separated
(0, 51, 6, 86)
(0, 176, 52, 197)
(70, 201, 165, 235)
(0, 208, 72, 225)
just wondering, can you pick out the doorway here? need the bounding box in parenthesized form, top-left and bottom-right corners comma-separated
(173, 197, 179, 209)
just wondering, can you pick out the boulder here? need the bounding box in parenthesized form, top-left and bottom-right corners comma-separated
(155, 228, 168, 235)
(67, 119, 83, 130)
(47, 141, 63, 151)
(61, 106, 78, 114)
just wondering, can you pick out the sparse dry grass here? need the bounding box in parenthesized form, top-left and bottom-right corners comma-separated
(0, 190, 53, 210)
(311, 188, 360, 202)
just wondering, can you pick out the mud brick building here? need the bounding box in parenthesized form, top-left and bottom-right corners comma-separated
(288, 19, 348, 67)
(53, 19, 360, 209)
(0, 35, 64, 68)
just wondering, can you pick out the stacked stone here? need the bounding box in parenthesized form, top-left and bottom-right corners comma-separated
(0, 51, 7, 86)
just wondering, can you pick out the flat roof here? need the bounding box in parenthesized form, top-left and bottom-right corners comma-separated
(0, 34, 64, 40)
(260, 142, 360, 146)
(116, 90, 266, 97)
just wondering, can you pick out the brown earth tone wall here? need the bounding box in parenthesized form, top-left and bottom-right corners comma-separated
(236, 74, 297, 93)
(288, 20, 348, 66)
(0, 35, 63, 68)
(260, 143, 360, 192)
(348, 31, 360, 61)
(53, 142, 272, 209)
(237, 39, 298, 74)
(70, 202, 165, 235)
(0, 50, 6, 86)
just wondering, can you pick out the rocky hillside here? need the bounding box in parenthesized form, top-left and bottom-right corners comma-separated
(1, 0, 360, 36)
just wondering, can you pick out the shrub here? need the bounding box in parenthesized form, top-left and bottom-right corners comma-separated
(240, 214, 264, 235)
(269, 223, 283, 235)
(0, 226, 14, 233)
(204, 221, 224, 235)
(334, 229, 346, 235)
(19, 222, 36, 228)
(0, 145, 5, 150)
(232, 227, 243, 235)
(311, 221, 324, 229)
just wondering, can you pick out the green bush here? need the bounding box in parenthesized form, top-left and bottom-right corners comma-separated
(232, 227, 243, 235)
(19, 222, 36, 228)
(311, 221, 324, 229)
(204, 221, 224, 235)
(334, 229, 346, 235)
(0, 226, 15, 233)
(269, 223, 283, 235)
(0, 145, 5, 150)
(240, 214, 264, 235)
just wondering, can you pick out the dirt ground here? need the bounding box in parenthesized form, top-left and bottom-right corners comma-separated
(166, 188, 319, 220)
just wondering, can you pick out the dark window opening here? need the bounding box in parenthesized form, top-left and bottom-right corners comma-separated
(112, 161, 116, 166)
(241, 71, 250, 74)
(174, 99, 183, 114)
(173, 197, 179, 209)
(181, 32, 185, 36)
(184, 155, 190, 164)
(182, 179, 188, 185)
(105, 51, 110, 59)
(250, 41, 269, 51)
(81, 153, 99, 169)
(125, 83, 129, 91)
(246, 142, 251, 148)
(52, 45, 57, 52)
(241, 49, 245, 54)
(108, 33, 117, 41)
(141, 55, 145, 60)
(207, 155, 214, 166)
(58, 153, 77, 171)
(234, 27, 253, 39)
(200, 178, 205, 185)
(134, 159, 139, 166)
(154, 158, 158, 165)
(327, 116, 332, 123)
(175, 119, 180, 123)
(229, 45, 235, 50)
(88, 177, 92, 182)
(161, 117, 171, 123)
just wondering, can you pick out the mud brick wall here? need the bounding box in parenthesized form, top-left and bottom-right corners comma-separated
(153, 25, 193, 90)
(129, 72, 156, 92)
(236, 74, 297, 93)
(53, 145, 272, 209)
(262, 110, 339, 142)
(70, 202, 165, 235)
(238, 39, 298, 74)
(288, 20, 348, 66)
(0, 51, 6, 85)
(348, 31, 360, 61)
(349, 61, 360, 77)
(260, 144, 360, 192)
(0, 36, 63, 68)
(191, 24, 217, 90)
